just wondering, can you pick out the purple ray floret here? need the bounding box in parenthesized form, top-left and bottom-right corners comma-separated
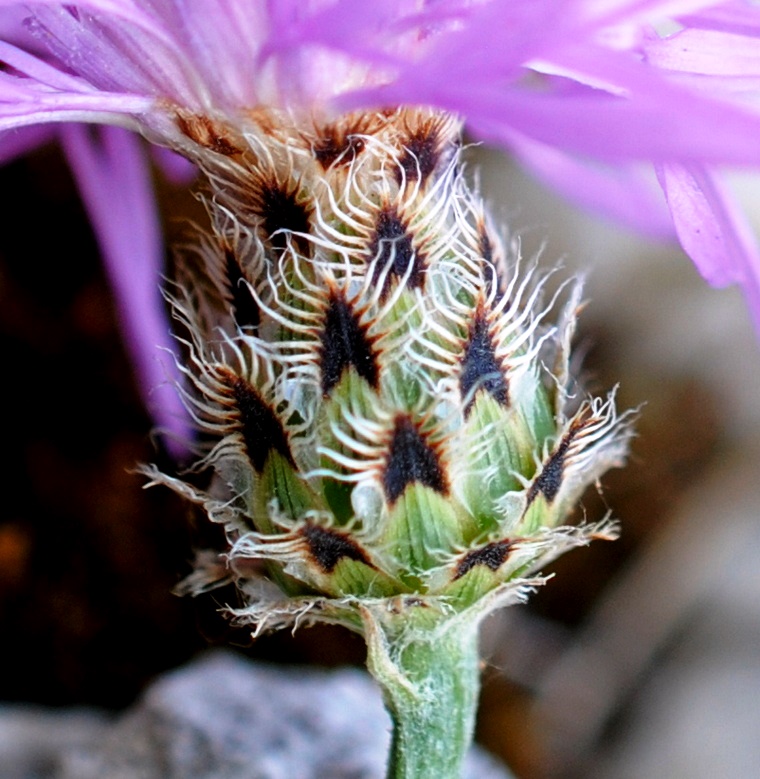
(1, 1, 760, 430)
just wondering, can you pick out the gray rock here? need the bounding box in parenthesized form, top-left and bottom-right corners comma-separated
(46, 651, 510, 779)
(0, 705, 109, 779)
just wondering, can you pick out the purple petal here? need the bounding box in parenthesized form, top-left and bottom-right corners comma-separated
(151, 144, 197, 186)
(676, 1, 760, 36)
(262, 0, 419, 64)
(60, 123, 192, 456)
(656, 163, 747, 285)
(509, 133, 675, 239)
(154, 0, 269, 106)
(0, 123, 55, 163)
(645, 27, 760, 76)
(0, 42, 153, 130)
(0, 38, 103, 90)
(578, 1, 720, 28)
(0, 93, 152, 131)
(656, 162, 760, 331)
(335, 2, 760, 165)
(358, 76, 760, 165)
(24, 6, 202, 107)
(0, 0, 167, 37)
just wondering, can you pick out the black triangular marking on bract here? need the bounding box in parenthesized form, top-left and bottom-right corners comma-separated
(319, 291, 379, 396)
(459, 305, 509, 417)
(454, 540, 512, 580)
(255, 181, 312, 254)
(313, 125, 366, 169)
(397, 126, 443, 185)
(299, 524, 373, 574)
(369, 207, 426, 299)
(224, 248, 260, 330)
(221, 370, 295, 473)
(382, 415, 448, 505)
(527, 423, 583, 505)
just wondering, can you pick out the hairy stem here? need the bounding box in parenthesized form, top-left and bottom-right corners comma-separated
(365, 611, 481, 779)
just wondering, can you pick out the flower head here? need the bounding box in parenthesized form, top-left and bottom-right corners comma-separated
(2, 7, 698, 773)
(141, 106, 634, 638)
(3, 2, 760, 449)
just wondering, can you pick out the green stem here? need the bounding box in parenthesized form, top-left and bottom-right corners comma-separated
(365, 611, 481, 779)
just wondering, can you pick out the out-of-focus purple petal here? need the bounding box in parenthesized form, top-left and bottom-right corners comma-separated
(0, 123, 55, 163)
(0, 5, 36, 44)
(262, 0, 419, 66)
(645, 28, 760, 76)
(656, 164, 760, 332)
(676, 0, 760, 36)
(24, 6, 202, 107)
(0, 38, 102, 90)
(151, 144, 197, 186)
(60, 123, 192, 455)
(358, 74, 760, 165)
(509, 132, 675, 239)
(341, 9, 760, 165)
(0, 96, 151, 131)
(156, 0, 268, 106)
(2, 0, 760, 347)
(258, 0, 431, 107)
(0, 0, 165, 36)
(578, 0, 718, 28)
(0, 40, 153, 129)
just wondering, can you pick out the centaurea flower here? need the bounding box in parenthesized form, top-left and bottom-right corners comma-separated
(1, 1, 759, 776)
(2, 2, 760, 434)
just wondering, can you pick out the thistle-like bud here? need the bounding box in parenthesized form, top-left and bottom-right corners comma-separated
(144, 106, 633, 776)
(148, 108, 631, 644)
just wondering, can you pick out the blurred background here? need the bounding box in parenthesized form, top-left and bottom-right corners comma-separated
(1, 140, 759, 778)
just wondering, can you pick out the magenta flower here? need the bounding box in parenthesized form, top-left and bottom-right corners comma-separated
(2, 0, 760, 448)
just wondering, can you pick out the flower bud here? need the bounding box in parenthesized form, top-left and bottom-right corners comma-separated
(148, 107, 633, 637)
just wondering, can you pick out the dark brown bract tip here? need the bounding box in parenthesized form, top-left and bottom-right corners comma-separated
(454, 540, 513, 580)
(527, 418, 586, 505)
(382, 414, 448, 505)
(459, 301, 509, 416)
(311, 117, 371, 169)
(368, 206, 426, 299)
(223, 247, 260, 331)
(319, 289, 380, 396)
(299, 524, 373, 573)
(396, 115, 452, 185)
(252, 178, 313, 255)
(217, 367, 295, 473)
(176, 110, 242, 156)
